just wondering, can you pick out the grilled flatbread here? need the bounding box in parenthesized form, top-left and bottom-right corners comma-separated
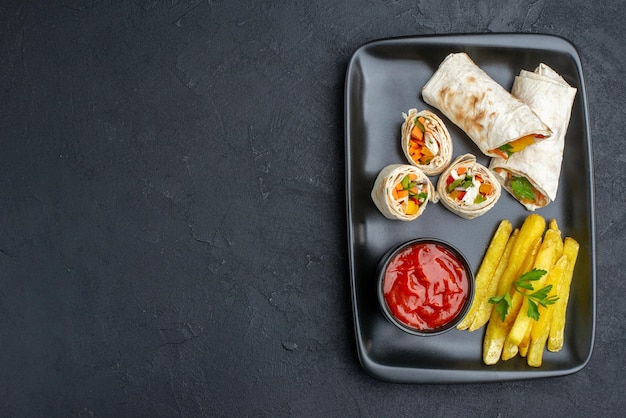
(422, 52, 552, 159)
(489, 63, 577, 211)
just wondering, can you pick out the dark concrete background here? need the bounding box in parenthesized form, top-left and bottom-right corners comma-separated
(1, 0, 624, 416)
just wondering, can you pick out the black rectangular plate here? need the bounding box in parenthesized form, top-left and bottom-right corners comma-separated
(344, 34, 595, 383)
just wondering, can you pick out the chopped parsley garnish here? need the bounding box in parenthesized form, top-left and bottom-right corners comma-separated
(489, 269, 559, 321)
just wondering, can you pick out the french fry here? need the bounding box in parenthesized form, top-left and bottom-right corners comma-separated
(518, 323, 532, 357)
(548, 218, 559, 232)
(517, 236, 543, 290)
(550, 219, 564, 256)
(506, 226, 563, 347)
(527, 255, 568, 367)
(501, 339, 519, 361)
(483, 232, 543, 365)
(457, 220, 513, 330)
(500, 236, 542, 361)
(482, 314, 509, 365)
(482, 214, 546, 365)
(548, 237, 580, 352)
(495, 214, 546, 296)
(469, 228, 519, 331)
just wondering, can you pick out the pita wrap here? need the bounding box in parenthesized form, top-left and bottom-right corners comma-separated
(489, 63, 577, 211)
(436, 154, 501, 219)
(401, 109, 453, 176)
(422, 52, 552, 159)
(371, 164, 437, 221)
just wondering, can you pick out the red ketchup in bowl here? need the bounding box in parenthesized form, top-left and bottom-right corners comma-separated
(382, 241, 470, 332)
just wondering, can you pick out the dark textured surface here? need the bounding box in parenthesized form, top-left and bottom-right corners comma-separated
(0, 1, 624, 416)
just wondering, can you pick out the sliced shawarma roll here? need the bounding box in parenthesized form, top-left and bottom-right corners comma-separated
(422, 52, 552, 160)
(401, 109, 453, 176)
(489, 63, 577, 211)
(371, 164, 437, 221)
(436, 154, 501, 219)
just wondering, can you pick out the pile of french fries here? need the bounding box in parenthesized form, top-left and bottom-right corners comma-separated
(456, 214, 579, 367)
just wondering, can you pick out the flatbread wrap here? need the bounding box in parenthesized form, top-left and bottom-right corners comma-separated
(371, 164, 437, 221)
(436, 154, 501, 219)
(422, 52, 552, 159)
(489, 63, 577, 211)
(401, 109, 453, 175)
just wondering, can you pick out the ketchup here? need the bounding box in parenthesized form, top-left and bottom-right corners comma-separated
(382, 242, 470, 331)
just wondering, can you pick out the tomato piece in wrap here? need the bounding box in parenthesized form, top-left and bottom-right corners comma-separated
(371, 164, 437, 221)
(489, 63, 577, 211)
(401, 109, 453, 176)
(421, 52, 552, 159)
(436, 154, 501, 219)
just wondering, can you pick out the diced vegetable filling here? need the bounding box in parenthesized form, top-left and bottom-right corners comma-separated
(445, 165, 495, 205)
(391, 173, 428, 215)
(408, 116, 439, 166)
(489, 134, 544, 159)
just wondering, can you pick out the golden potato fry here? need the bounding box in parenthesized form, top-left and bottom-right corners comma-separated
(494, 237, 542, 360)
(501, 339, 519, 361)
(520, 236, 544, 276)
(548, 237, 580, 352)
(549, 218, 559, 232)
(469, 228, 519, 331)
(506, 227, 563, 347)
(550, 219, 564, 257)
(518, 323, 532, 357)
(500, 235, 542, 361)
(482, 214, 545, 365)
(495, 214, 546, 296)
(482, 314, 509, 365)
(457, 220, 513, 330)
(527, 255, 568, 367)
